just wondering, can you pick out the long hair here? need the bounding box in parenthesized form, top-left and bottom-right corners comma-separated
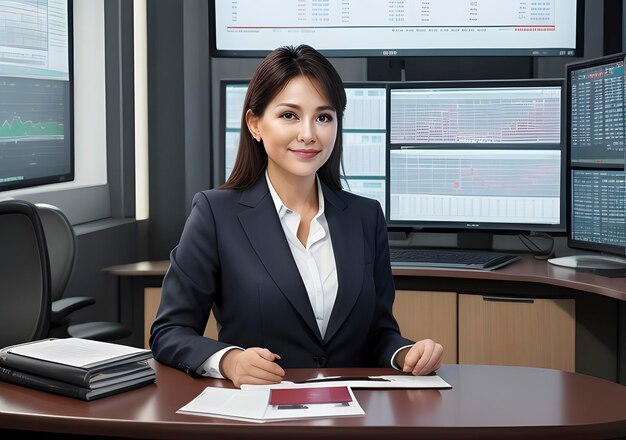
(220, 45, 347, 190)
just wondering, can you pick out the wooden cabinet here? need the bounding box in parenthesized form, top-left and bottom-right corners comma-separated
(143, 288, 575, 372)
(393, 290, 457, 364)
(458, 294, 575, 371)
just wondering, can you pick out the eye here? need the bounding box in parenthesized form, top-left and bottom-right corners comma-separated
(281, 112, 297, 121)
(317, 113, 334, 123)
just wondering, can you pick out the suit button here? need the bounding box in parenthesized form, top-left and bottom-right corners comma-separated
(313, 356, 327, 367)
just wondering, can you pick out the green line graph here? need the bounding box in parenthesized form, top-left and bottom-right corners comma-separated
(0, 116, 64, 138)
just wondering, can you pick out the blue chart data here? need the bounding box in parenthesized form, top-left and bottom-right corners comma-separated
(342, 87, 387, 208)
(223, 83, 247, 179)
(0, 78, 70, 184)
(390, 87, 562, 145)
(571, 170, 626, 248)
(213, 0, 579, 57)
(0, 0, 69, 78)
(569, 59, 624, 165)
(386, 80, 564, 231)
(0, 0, 71, 190)
(390, 149, 561, 225)
(566, 53, 626, 257)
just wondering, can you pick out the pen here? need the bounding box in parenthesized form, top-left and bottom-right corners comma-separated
(296, 376, 390, 384)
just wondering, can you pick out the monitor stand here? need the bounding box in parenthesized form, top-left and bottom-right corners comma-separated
(548, 254, 626, 277)
(457, 232, 493, 250)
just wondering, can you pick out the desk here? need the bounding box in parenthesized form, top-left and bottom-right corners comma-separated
(102, 257, 626, 300)
(102, 256, 626, 384)
(1, 362, 625, 439)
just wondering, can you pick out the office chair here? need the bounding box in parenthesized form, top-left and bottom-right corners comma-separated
(35, 203, 131, 342)
(0, 200, 51, 348)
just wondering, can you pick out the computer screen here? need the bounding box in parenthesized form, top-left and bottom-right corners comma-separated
(566, 53, 626, 257)
(0, 0, 73, 192)
(210, 0, 583, 58)
(386, 79, 565, 237)
(220, 80, 388, 210)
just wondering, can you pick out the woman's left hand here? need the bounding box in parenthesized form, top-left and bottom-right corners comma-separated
(398, 339, 444, 375)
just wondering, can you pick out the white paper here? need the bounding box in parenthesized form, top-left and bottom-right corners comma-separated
(4, 338, 151, 368)
(241, 374, 452, 390)
(177, 386, 365, 423)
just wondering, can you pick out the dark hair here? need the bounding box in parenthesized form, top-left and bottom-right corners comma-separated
(220, 45, 347, 190)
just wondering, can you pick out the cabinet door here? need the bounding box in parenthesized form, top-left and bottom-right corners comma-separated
(144, 288, 218, 349)
(458, 294, 575, 371)
(393, 290, 457, 364)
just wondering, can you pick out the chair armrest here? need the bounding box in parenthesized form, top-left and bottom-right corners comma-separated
(51, 296, 96, 323)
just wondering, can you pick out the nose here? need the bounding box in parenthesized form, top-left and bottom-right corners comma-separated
(297, 121, 316, 145)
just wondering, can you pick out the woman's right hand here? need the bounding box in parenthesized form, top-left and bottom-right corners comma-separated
(220, 347, 285, 388)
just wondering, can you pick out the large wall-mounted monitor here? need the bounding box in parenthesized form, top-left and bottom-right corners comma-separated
(210, 0, 583, 58)
(0, 0, 73, 192)
(547, 53, 626, 272)
(220, 80, 388, 210)
(386, 79, 566, 242)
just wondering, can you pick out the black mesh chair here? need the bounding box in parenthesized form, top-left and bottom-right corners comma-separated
(0, 200, 51, 348)
(35, 203, 131, 342)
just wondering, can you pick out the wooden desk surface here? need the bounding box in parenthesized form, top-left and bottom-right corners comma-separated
(0, 362, 625, 439)
(102, 255, 626, 301)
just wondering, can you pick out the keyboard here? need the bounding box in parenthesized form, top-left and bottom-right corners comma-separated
(389, 248, 521, 270)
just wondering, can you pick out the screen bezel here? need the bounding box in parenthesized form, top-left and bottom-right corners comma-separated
(385, 78, 567, 234)
(565, 52, 626, 256)
(208, 0, 584, 59)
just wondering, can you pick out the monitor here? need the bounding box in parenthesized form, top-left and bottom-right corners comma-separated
(210, 0, 583, 58)
(0, 0, 73, 192)
(386, 78, 566, 248)
(548, 53, 626, 272)
(220, 80, 388, 210)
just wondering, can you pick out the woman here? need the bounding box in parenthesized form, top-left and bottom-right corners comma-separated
(150, 45, 443, 388)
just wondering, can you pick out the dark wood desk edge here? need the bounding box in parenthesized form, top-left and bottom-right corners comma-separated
(4, 417, 625, 440)
(102, 256, 626, 301)
(102, 260, 170, 277)
(1, 364, 626, 440)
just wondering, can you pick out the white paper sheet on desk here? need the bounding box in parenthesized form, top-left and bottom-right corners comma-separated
(177, 386, 365, 423)
(241, 374, 452, 390)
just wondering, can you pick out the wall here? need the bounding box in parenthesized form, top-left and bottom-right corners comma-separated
(63, 0, 141, 332)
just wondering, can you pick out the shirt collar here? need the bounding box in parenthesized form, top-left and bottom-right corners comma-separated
(265, 170, 325, 218)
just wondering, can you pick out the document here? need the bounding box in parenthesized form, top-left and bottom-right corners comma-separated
(177, 385, 364, 423)
(242, 374, 452, 390)
(1, 338, 152, 369)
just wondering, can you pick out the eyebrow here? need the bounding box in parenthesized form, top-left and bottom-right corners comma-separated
(275, 103, 336, 112)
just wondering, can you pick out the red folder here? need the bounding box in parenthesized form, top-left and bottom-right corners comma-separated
(269, 386, 352, 405)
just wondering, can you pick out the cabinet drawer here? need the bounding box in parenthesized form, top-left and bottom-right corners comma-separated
(458, 294, 575, 371)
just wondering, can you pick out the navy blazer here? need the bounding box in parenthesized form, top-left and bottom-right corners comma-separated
(150, 178, 413, 377)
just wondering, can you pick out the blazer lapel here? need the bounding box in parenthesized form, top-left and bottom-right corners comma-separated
(322, 184, 364, 344)
(237, 179, 322, 343)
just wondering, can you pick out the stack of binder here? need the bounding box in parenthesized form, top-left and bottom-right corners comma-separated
(0, 338, 155, 400)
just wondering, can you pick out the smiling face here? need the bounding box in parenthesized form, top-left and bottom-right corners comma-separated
(246, 75, 338, 186)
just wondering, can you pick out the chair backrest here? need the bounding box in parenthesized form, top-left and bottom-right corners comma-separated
(0, 200, 51, 347)
(35, 203, 76, 302)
